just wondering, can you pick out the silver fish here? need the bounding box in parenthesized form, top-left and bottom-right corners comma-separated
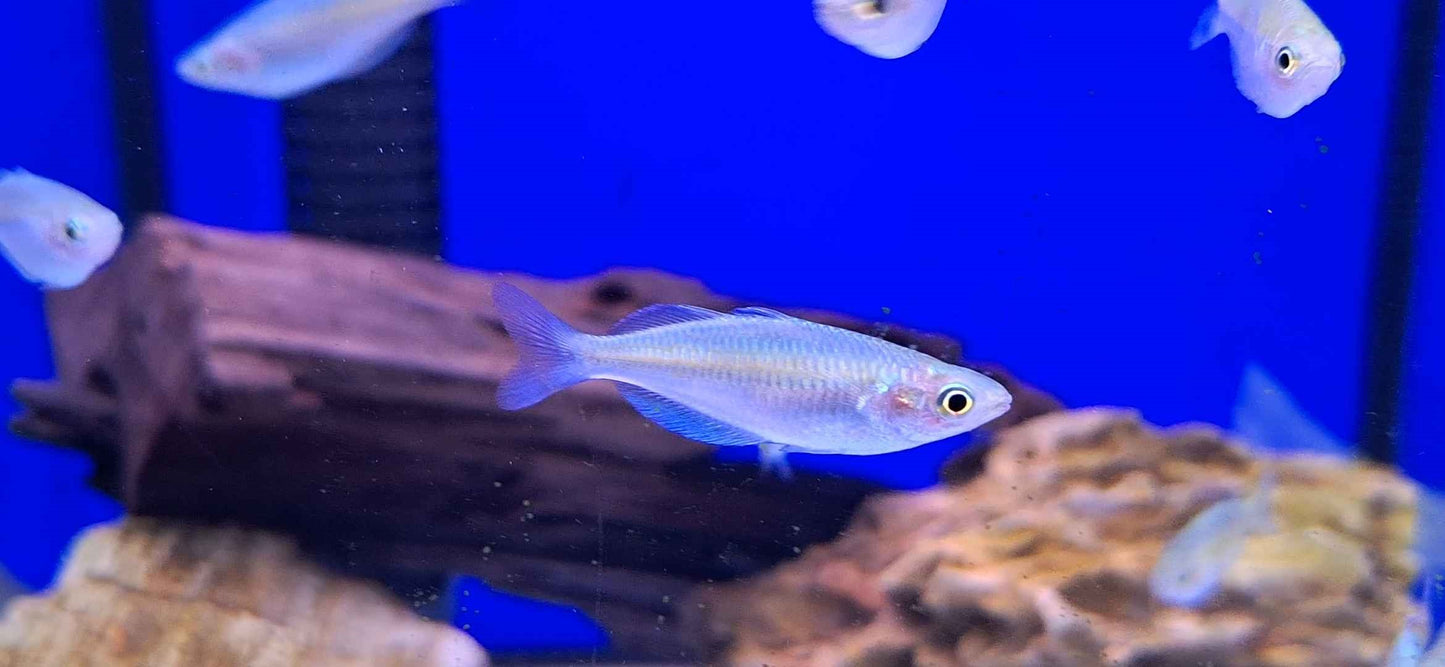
(1148, 469, 1277, 608)
(0, 169, 123, 290)
(814, 0, 947, 59)
(1191, 0, 1344, 118)
(492, 283, 1013, 477)
(176, 0, 460, 100)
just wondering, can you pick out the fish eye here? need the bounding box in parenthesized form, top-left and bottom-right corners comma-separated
(937, 385, 974, 416)
(1275, 47, 1298, 75)
(852, 0, 888, 19)
(63, 217, 87, 243)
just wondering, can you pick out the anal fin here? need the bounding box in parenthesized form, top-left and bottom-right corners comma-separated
(616, 384, 766, 447)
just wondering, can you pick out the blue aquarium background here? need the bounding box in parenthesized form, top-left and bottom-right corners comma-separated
(1, 0, 1439, 655)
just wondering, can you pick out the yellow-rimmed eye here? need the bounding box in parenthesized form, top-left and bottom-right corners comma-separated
(937, 385, 973, 416)
(1275, 47, 1298, 76)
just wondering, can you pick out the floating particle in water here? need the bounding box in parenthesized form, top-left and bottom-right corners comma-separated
(881, 306, 892, 315)
(1253, 251, 1263, 265)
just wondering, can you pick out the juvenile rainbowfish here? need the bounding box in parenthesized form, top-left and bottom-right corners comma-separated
(1148, 469, 1277, 608)
(1191, 0, 1344, 118)
(492, 283, 1012, 477)
(176, 0, 461, 99)
(0, 169, 122, 290)
(814, 0, 947, 59)
(1234, 363, 1445, 592)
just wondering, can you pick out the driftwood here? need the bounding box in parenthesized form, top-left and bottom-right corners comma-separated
(11, 216, 1059, 660)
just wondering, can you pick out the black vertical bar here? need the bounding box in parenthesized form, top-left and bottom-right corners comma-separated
(101, 0, 167, 222)
(1360, 0, 1439, 463)
(281, 19, 444, 257)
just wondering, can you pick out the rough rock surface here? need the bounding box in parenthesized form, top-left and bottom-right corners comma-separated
(0, 518, 487, 667)
(694, 408, 1420, 667)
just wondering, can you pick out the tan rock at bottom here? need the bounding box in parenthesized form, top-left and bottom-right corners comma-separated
(0, 518, 487, 667)
(696, 408, 1421, 667)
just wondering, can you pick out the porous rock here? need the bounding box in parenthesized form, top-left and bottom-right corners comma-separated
(694, 408, 1420, 667)
(0, 518, 487, 667)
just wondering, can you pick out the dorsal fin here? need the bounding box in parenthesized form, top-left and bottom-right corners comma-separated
(615, 384, 767, 447)
(730, 306, 796, 320)
(609, 303, 725, 335)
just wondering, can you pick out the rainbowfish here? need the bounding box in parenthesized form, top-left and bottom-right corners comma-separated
(0, 169, 122, 290)
(492, 283, 1013, 477)
(814, 0, 947, 59)
(1190, 0, 1344, 118)
(176, 0, 461, 99)
(1234, 363, 1445, 582)
(1148, 468, 1277, 608)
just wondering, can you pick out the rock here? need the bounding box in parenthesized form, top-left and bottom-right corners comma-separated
(0, 518, 486, 667)
(693, 408, 1421, 666)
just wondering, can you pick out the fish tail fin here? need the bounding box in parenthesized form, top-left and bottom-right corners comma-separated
(1190, 4, 1224, 50)
(1231, 362, 1357, 460)
(493, 282, 591, 410)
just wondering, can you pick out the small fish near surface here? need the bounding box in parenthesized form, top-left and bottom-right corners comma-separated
(176, 0, 462, 100)
(1190, 0, 1344, 118)
(0, 169, 123, 290)
(814, 0, 947, 59)
(491, 283, 1013, 478)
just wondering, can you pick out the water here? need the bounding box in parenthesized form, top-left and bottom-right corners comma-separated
(0, 0, 1441, 664)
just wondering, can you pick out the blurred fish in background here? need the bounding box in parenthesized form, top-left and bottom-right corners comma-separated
(1153, 362, 1445, 613)
(175, 0, 462, 99)
(1148, 465, 1277, 608)
(814, 0, 947, 59)
(0, 169, 122, 290)
(1190, 0, 1344, 118)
